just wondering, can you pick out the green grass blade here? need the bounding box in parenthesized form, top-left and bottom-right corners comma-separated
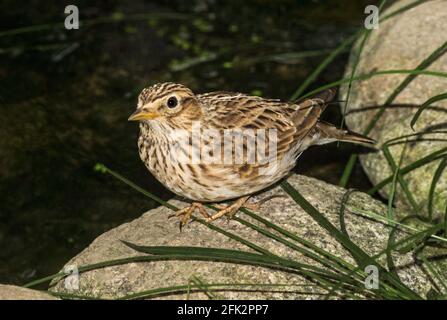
(94, 165, 368, 296)
(0, 12, 190, 38)
(382, 130, 447, 146)
(281, 181, 370, 266)
(428, 156, 447, 220)
(326, 223, 442, 299)
(119, 283, 323, 300)
(410, 93, 447, 130)
(339, 40, 447, 186)
(368, 148, 447, 195)
(365, 41, 447, 136)
(281, 180, 422, 299)
(24, 272, 67, 289)
(416, 249, 447, 294)
(385, 145, 403, 223)
(194, 218, 276, 257)
(239, 208, 359, 275)
(382, 143, 420, 215)
(290, 32, 359, 101)
(231, 215, 363, 283)
(385, 216, 425, 281)
(122, 241, 371, 297)
(95, 163, 281, 257)
(339, 0, 387, 131)
(381, 0, 426, 21)
(300, 69, 447, 101)
(122, 241, 342, 279)
(48, 291, 107, 300)
(94, 163, 176, 210)
(188, 275, 222, 300)
(339, 156, 357, 188)
(348, 206, 447, 244)
(338, 189, 357, 238)
(444, 203, 447, 237)
(289, 0, 424, 101)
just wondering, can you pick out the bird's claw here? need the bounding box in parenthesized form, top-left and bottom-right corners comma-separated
(169, 202, 210, 230)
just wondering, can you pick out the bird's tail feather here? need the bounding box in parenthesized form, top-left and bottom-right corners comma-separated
(315, 121, 376, 146)
(312, 88, 337, 104)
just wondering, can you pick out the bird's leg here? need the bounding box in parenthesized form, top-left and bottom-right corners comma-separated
(205, 196, 250, 222)
(172, 194, 286, 225)
(168, 202, 210, 229)
(243, 194, 287, 211)
(210, 194, 287, 221)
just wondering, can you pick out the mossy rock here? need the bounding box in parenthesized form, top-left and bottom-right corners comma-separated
(340, 0, 447, 217)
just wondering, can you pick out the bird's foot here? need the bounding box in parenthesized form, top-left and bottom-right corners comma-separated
(170, 194, 286, 227)
(205, 196, 251, 222)
(209, 194, 286, 222)
(245, 194, 287, 211)
(168, 202, 210, 230)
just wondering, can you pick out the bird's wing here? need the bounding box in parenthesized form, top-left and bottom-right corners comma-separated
(192, 90, 336, 187)
(197, 91, 333, 159)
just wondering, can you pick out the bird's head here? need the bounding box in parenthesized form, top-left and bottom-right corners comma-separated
(128, 82, 202, 128)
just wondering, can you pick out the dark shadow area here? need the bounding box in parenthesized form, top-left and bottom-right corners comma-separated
(0, 0, 379, 285)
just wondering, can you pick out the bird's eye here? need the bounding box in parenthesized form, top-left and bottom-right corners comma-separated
(167, 96, 178, 108)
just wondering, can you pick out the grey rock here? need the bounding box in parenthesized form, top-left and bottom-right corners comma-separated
(0, 284, 59, 300)
(51, 174, 440, 299)
(340, 0, 447, 216)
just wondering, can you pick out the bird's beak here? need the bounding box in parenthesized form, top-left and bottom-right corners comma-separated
(128, 109, 160, 121)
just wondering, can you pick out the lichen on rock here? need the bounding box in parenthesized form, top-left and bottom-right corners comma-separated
(340, 0, 447, 217)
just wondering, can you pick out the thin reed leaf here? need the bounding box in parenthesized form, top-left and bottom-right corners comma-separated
(347, 206, 447, 244)
(122, 241, 372, 297)
(122, 241, 347, 282)
(95, 163, 280, 257)
(368, 148, 447, 195)
(410, 93, 447, 130)
(418, 254, 447, 294)
(339, 157, 357, 188)
(365, 41, 447, 136)
(326, 223, 441, 300)
(188, 275, 222, 300)
(48, 291, 107, 300)
(339, 0, 387, 132)
(231, 215, 365, 286)
(381, 0, 426, 20)
(444, 203, 447, 237)
(238, 208, 384, 299)
(119, 283, 323, 300)
(290, 32, 359, 101)
(428, 156, 447, 220)
(290, 0, 425, 101)
(300, 69, 447, 101)
(281, 181, 371, 266)
(239, 208, 360, 276)
(340, 40, 447, 186)
(0, 12, 189, 38)
(281, 181, 422, 299)
(95, 165, 370, 297)
(94, 163, 176, 210)
(382, 142, 420, 217)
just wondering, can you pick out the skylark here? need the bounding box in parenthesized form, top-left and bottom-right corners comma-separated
(129, 82, 374, 227)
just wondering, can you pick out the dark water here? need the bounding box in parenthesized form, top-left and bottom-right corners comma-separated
(0, 0, 379, 286)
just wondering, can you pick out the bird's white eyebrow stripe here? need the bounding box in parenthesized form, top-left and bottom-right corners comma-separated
(147, 89, 192, 103)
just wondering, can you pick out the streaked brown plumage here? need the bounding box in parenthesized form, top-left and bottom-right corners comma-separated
(129, 82, 374, 226)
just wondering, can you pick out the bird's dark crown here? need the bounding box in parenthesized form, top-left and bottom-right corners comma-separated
(138, 82, 194, 106)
